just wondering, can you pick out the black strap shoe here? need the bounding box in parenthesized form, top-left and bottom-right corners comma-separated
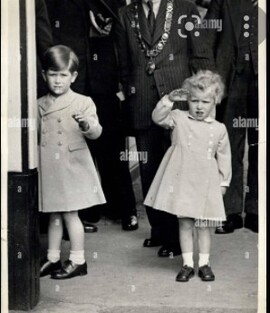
(198, 265, 215, 281)
(176, 265, 195, 282)
(40, 259, 62, 277)
(51, 260, 87, 280)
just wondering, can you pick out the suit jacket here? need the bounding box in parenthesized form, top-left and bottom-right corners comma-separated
(45, 0, 125, 96)
(36, 0, 53, 97)
(36, 0, 53, 60)
(115, 0, 214, 130)
(205, 0, 258, 89)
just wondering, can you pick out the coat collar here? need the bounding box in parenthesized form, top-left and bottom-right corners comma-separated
(187, 112, 215, 123)
(39, 89, 76, 116)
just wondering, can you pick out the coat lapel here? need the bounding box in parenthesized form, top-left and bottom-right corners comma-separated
(152, 0, 167, 45)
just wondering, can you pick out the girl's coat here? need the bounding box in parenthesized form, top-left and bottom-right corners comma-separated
(38, 89, 106, 212)
(144, 96, 231, 221)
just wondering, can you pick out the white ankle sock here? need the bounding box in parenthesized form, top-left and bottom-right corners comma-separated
(182, 252, 194, 267)
(47, 249, 60, 263)
(69, 250, 85, 265)
(198, 253, 210, 267)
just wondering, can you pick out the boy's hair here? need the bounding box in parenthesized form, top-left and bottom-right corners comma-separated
(182, 70, 225, 104)
(43, 45, 79, 73)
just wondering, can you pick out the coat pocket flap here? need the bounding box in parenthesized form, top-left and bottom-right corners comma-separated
(68, 141, 87, 152)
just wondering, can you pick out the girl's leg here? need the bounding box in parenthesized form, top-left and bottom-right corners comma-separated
(47, 213, 63, 262)
(197, 224, 215, 281)
(179, 218, 195, 267)
(63, 211, 85, 264)
(197, 225, 212, 267)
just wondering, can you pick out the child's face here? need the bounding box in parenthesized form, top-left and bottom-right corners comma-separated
(42, 68, 78, 97)
(188, 88, 216, 121)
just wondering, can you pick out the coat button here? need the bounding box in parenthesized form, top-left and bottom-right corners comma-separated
(210, 134, 214, 137)
(57, 118, 62, 123)
(41, 142, 46, 147)
(43, 117, 47, 121)
(42, 129, 46, 134)
(209, 141, 213, 145)
(57, 130, 62, 134)
(58, 141, 63, 146)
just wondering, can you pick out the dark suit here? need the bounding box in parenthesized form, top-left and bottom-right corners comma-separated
(45, 0, 136, 221)
(205, 0, 258, 217)
(115, 0, 214, 244)
(36, 0, 53, 97)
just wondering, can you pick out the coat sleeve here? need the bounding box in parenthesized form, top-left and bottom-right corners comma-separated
(152, 95, 177, 129)
(216, 124, 232, 187)
(81, 97, 103, 140)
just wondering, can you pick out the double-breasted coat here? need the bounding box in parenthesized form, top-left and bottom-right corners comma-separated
(144, 97, 232, 220)
(38, 89, 106, 212)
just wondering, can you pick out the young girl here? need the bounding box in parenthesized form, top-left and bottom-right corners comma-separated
(39, 45, 106, 279)
(144, 70, 231, 282)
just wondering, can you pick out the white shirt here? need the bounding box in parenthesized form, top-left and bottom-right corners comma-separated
(142, 0, 161, 18)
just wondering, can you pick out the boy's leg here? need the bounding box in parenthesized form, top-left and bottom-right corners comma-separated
(51, 211, 87, 279)
(63, 211, 84, 253)
(47, 213, 63, 260)
(40, 213, 63, 277)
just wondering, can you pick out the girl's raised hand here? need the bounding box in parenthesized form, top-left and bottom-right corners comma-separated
(168, 89, 189, 102)
(72, 111, 90, 131)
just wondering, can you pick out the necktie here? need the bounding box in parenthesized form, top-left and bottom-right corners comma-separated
(147, 1, 155, 37)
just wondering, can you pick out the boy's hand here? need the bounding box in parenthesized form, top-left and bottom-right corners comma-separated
(168, 89, 189, 102)
(72, 111, 90, 131)
(221, 186, 227, 196)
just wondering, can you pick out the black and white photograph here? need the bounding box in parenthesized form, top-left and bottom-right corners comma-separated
(1, 0, 266, 312)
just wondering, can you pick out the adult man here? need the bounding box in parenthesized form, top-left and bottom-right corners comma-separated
(205, 0, 258, 233)
(36, 0, 53, 97)
(45, 0, 138, 231)
(115, 0, 214, 256)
